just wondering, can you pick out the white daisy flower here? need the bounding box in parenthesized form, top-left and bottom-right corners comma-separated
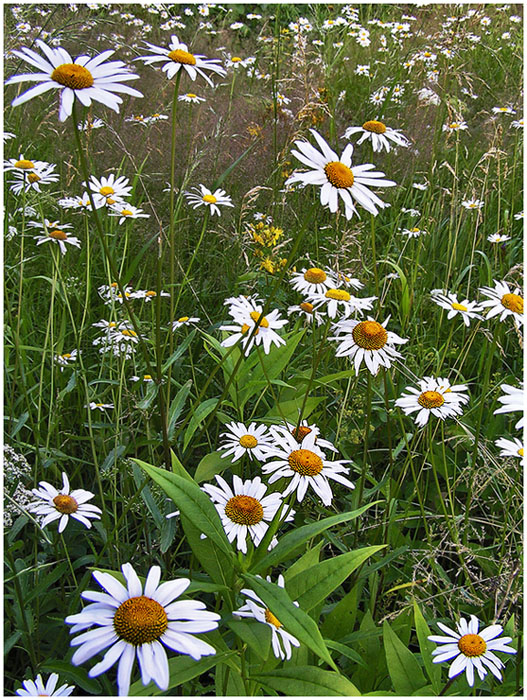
(287, 301, 326, 325)
(492, 106, 516, 115)
(184, 185, 234, 216)
(58, 191, 105, 211)
(86, 174, 132, 207)
(479, 280, 524, 325)
(428, 614, 516, 687)
(289, 267, 337, 295)
(178, 92, 206, 103)
(27, 472, 101, 533)
(493, 383, 524, 429)
(34, 227, 81, 256)
(261, 429, 354, 506)
(413, 181, 429, 191)
(130, 289, 170, 302)
(495, 436, 524, 465)
(343, 119, 410, 152)
(442, 120, 469, 132)
(220, 299, 288, 355)
(109, 203, 150, 225)
(310, 288, 377, 319)
(330, 316, 408, 375)
(4, 154, 52, 172)
(271, 420, 338, 453)
(135, 35, 226, 86)
(6, 39, 143, 122)
(511, 119, 524, 129)
(225, 55, 247, 69)
(235, 575, 301, 660)
(218, 421, 275, 462)
(334, 271, 364, 290)
(488, 233, 511, 244)
(395, 376, 469, 427)
(430, 291, 484, 326)
(461, 198, 484, 210)
(201, 475, 293, 554)
(130, 374, 154, 383)
(8, 163, 59, 195)
(54, 349, 79, 371)
(400, 226, 428, 238)
(65, 563, 220, 696)
(514, 211, 523, 220)
(172, 316, 200, 330)
(86, 402, 114, 411)
(16, 673, 74, 697)
(285, 128, 396, 220)
(78, 117, 105, 130)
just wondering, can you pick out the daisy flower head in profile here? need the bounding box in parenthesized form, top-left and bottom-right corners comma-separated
(184, 185, 233, 216)
(65, 563, 220, 696)
(488, 233, 512, 244)
(16, 673, 74, 697)
(493, 383, 524, 429)
(428, 614, 516, 687)
(442, 120, 469, 132)
(492, 106, 516, 115)
(87, 401, 114, 411)
(4, 154, 51, 173)
(261, 429, 354, 506)
(334, 271, 364, 290)
(330, 316, 408, 375)
(495, 436, 524, 465)
(287, 301, 326, 325)
(285, 128, 396, 219)
(201, 475, 294, 554)
(58, 191, 105, 212)
(86, 173, 132, 207)
(310, 287, 377, 320)
(479, 280, 523, 325)
(6, 39, 143, 122)
(109, 203, 150, 225)
(400, 226, 428, 238)
(178, 92, 206, 104)
(27, 471, 101, 533)
(343, 118, 410, 152)
(461, 197, 484, 210)
(8, 163, 59, 195)
(172, 315, 200, 330)
(235, 575, 301, 660)
(218, 421, 275, 463)
(430, 290, 483, 326)
(33, 224, 81, 256)
(55, 349, 79, 371)
(135, 35, 226, 86)
(289, 266, 337, 295)
(272, 419, 338, 453)
(220, 298, 288, 356)
(395, 376, 469, 428)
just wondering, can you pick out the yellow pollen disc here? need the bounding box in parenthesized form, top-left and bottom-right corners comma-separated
(224, 494, 264, 525)
(53, 494, 78, 514)
(501, 293, 523, 314)
(418, 390, 445, 409)
(250, 311, 269, 328)
(449, 123, 459, 129)
(203, 194, 217, 204)
(351, 321, 388, 350)
(121, 329, 137, 337)
(15, 159, 35, 169)
(325, 288, 351, 301)
(288, 448, 323, 476)
(28, 173, 41, 183)
(144, 374, 152, 380)
(424, 51, 432, 57)
(241, 322, 256, 335)
(99, 186, 115, 196)
(265, 609, 282, 628)
(168, 48, 196, 65)
(109, 322, 116, 327)
(518, 448, 524, 457)
(410, 228, 420, 233)
(362, 119, 387, 134)
(106, 198, 117, 205)
(62, 353, 72, 359)
(96, 403, 104, 407)
(51, 63, 94, 89)
(231, 57, 242, 62)
(457, 633, 487, 657)
(291, 425, 312, 441)
(324, 161, 354, 188)
(300, 302, 314, 313)
(145, 291, 157, 297)
(121, 209, 133, 217)
(113, 596, 168, 645)
(111, 282, 118, 287)
(186, 94, 197, 98)
(239, 434, 258, 449)
(304, 267, 327, 284)
(178, 316, 189, 323)
(451, 302, 468, 311)
(49, 229, 68, 241)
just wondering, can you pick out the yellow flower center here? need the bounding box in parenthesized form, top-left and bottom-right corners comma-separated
(15, 159, 34, 169)
(300, 302, 314, 313)
(49, 229, 68, 241)
(265, 609, 282, 628)
(145, 291, 157, 297)
(518, 447, 524, 457)
(168, 48, 197, 65)
(99, 186, 115, 196)
(304, 267, 327, 284)
(449, 122, 460, 129)
(249, 311, 269, 328)
(203, 194, 217, 204)
(178, 316, 189, 323)
(121, 209, 133, 217)
(121, 329, 137, 337)
(501, 293, 523, 314)
(424, 51, 432, 57)
(27, 173, 41, 183)
(362, 119, 387, 134)
(113, 596, 168, 645)
(62, 353, 72, 359)
(324, 161, 354, 188)
(224, 495, 264, 525)
(417, 390, 445, 409)
(291, 425, 312, 441)
(106, 198, 117, 205)
(288, 448, 323, 476)
(239, 434, 258, 449)
(186, 93, 197, 98)
(53, 494, 78, 514)
(451, 302, 468, 311)
(95, 403, 104, 407)
(410, 228, 420, 233)
(241, 323, 254, 335)
(457, 633, 487, 657)
(144, 374, 152, 380)
(51, 63, 94, 89)
(351, 321, 388, 350)
(231, 56, 242, 62)
(325, 288, 351, 302)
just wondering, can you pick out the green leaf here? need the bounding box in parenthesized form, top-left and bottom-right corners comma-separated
(251, 502, 381, 573)
(284, 540, 324, 582)
(136, 380, 159, 410)
(321, 583, 361, 641)
(264, 395, 326, 422)
(383, 620, 426, 696)
(183, 397, 219, 451)
(194, 451, 229, 483)
(162, 331, 197, 373)
(287, 546, 386, 612)
(130, 650, 235, 695)
(413, 600, 442, 692)
(252, 666, 360, 696)
(41, 660, 102, 695)
(167, 380, 192, 441)
(325, 639, 367, 668)
(228, 619, 271, 661)
(241, 573, 338, 671)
